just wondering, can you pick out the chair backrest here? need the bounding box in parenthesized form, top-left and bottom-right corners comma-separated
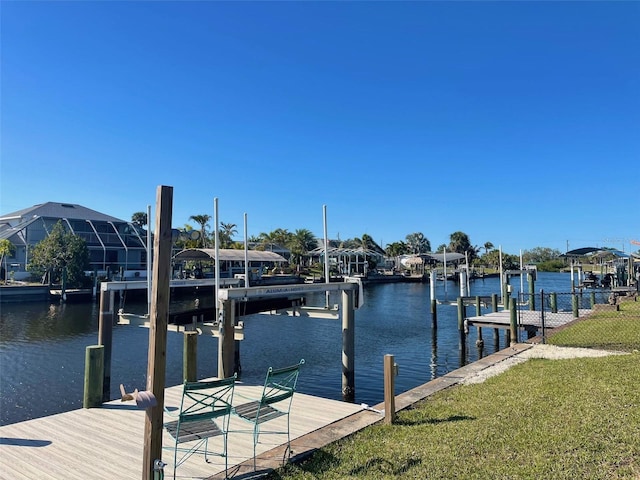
(179, 375, 236, 423)
(261, 359, 304, 406)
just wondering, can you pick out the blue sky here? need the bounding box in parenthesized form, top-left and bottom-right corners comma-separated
(2, 1, 639, 255)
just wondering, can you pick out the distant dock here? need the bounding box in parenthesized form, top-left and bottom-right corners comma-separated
(465, 309, 593, 338)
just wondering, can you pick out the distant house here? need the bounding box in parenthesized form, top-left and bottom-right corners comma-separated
(0, 202, 148, 281)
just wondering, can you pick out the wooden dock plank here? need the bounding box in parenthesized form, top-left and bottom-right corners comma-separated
(466, 309, 592, 330)
(0, 382, 362, 480)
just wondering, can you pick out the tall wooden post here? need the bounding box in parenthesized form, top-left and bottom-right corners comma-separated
(142, 185, 173, 480)
(98, 285, 114, 402)
(218, 299, 235, 379)
(342, 288, 355, 402)
(384, 354, 396, 425)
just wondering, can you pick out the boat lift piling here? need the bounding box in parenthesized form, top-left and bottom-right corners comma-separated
(217, 282, 359, 402)
(430, 270, 437, 329)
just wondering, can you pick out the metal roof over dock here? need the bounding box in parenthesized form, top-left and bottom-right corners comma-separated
(173, 248, 288, 263)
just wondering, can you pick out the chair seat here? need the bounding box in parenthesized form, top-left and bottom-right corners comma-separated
(165, 418, 224, 444)
(234, 401, 286, 425)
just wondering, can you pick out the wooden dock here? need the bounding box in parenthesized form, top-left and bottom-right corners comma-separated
(0, 382, 364, 480)
(466, 308, 593, 332)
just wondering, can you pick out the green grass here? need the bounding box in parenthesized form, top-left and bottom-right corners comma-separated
(549, 300, 640, 352)
(268, 301, 640, 479)
(270, 355, 640, 479)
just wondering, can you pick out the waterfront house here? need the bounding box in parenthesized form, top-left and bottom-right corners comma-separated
(0, 202, 148, 281)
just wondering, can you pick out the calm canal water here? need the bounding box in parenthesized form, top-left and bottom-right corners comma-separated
(0, 272, 573, 426)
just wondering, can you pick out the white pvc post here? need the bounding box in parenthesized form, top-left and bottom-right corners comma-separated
(323, 205, 330, 307)
(243, 213, 249, 288)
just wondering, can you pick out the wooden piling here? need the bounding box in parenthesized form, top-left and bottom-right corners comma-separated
(430, 270, 437, 329)
(98, 287, 114, 402)
(457, 297, 464, 332)
(528, 273, 535, 311)
(475, 296, 484, 349)
(431, 299, 437, 329)
(342, 288, 355, 402)
(491, 293, 498, 312)
(218, 299, 235, 379)
(550, 292, 557, 313)
(509, 297, 517, 346)
(83, 345, 104, 408)
(142, 185, 173, 480)
(183, 331, 198, 382)
(590, 292, 596, 308)
(384, 354, 396, 425)
(572, 294, 579, 318)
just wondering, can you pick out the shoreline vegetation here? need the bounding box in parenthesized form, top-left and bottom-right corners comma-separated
(267, 302, 640, 479)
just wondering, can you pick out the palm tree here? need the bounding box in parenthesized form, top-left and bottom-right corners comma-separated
(219, 222, 237, 249)
(289, 229, 317, 269)
(189, 214, 211, 248)
(130, 212, 148, 228)
(385, 241, 408, 258)
(257, 229, 292, 251)
(448, 231, 472, 254)
(483, 242, 494, 254)
(405, 232, 431, 255)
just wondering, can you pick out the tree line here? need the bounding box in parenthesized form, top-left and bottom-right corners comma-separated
(134, 211, 567, 272)
(8, 212, 575, 289)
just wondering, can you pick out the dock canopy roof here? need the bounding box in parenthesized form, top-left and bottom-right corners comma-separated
(561, 247, 632, 258)
(173, 248, 287, 263)
(422, 252, 466, 262)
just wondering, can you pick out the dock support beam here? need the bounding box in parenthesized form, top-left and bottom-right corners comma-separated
(457, 297, 467, 366)
(183, 331, 197, 382)
(430, 270, 437, 329)
(342, 288, 355, 402)
(509, 298, 517, 346)
(475, 296, 484, 351)
(98, 288, 114, 402)
(218, 299, 236, 379)
(528, 273, 535, 311)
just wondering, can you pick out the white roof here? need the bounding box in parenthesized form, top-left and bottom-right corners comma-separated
(173, 248, 287, 263)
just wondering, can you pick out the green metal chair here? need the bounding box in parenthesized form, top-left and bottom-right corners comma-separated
(164, 375, 236, 479)
(232, 359, 305, 470)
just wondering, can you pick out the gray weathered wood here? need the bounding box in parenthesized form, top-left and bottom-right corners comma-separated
(142, 185, 173, 480)
(0, 383, 363, 480)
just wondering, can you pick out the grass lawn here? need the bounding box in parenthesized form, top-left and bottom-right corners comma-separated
(549, 300, 640, 352)
(268, 300, 640, 479)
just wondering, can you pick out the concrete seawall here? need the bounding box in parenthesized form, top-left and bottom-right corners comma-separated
(0, 285, 50, 303)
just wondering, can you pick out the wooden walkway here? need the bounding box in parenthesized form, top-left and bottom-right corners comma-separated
(0, 382, 364, 480)
(466, 308, 593, 331)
